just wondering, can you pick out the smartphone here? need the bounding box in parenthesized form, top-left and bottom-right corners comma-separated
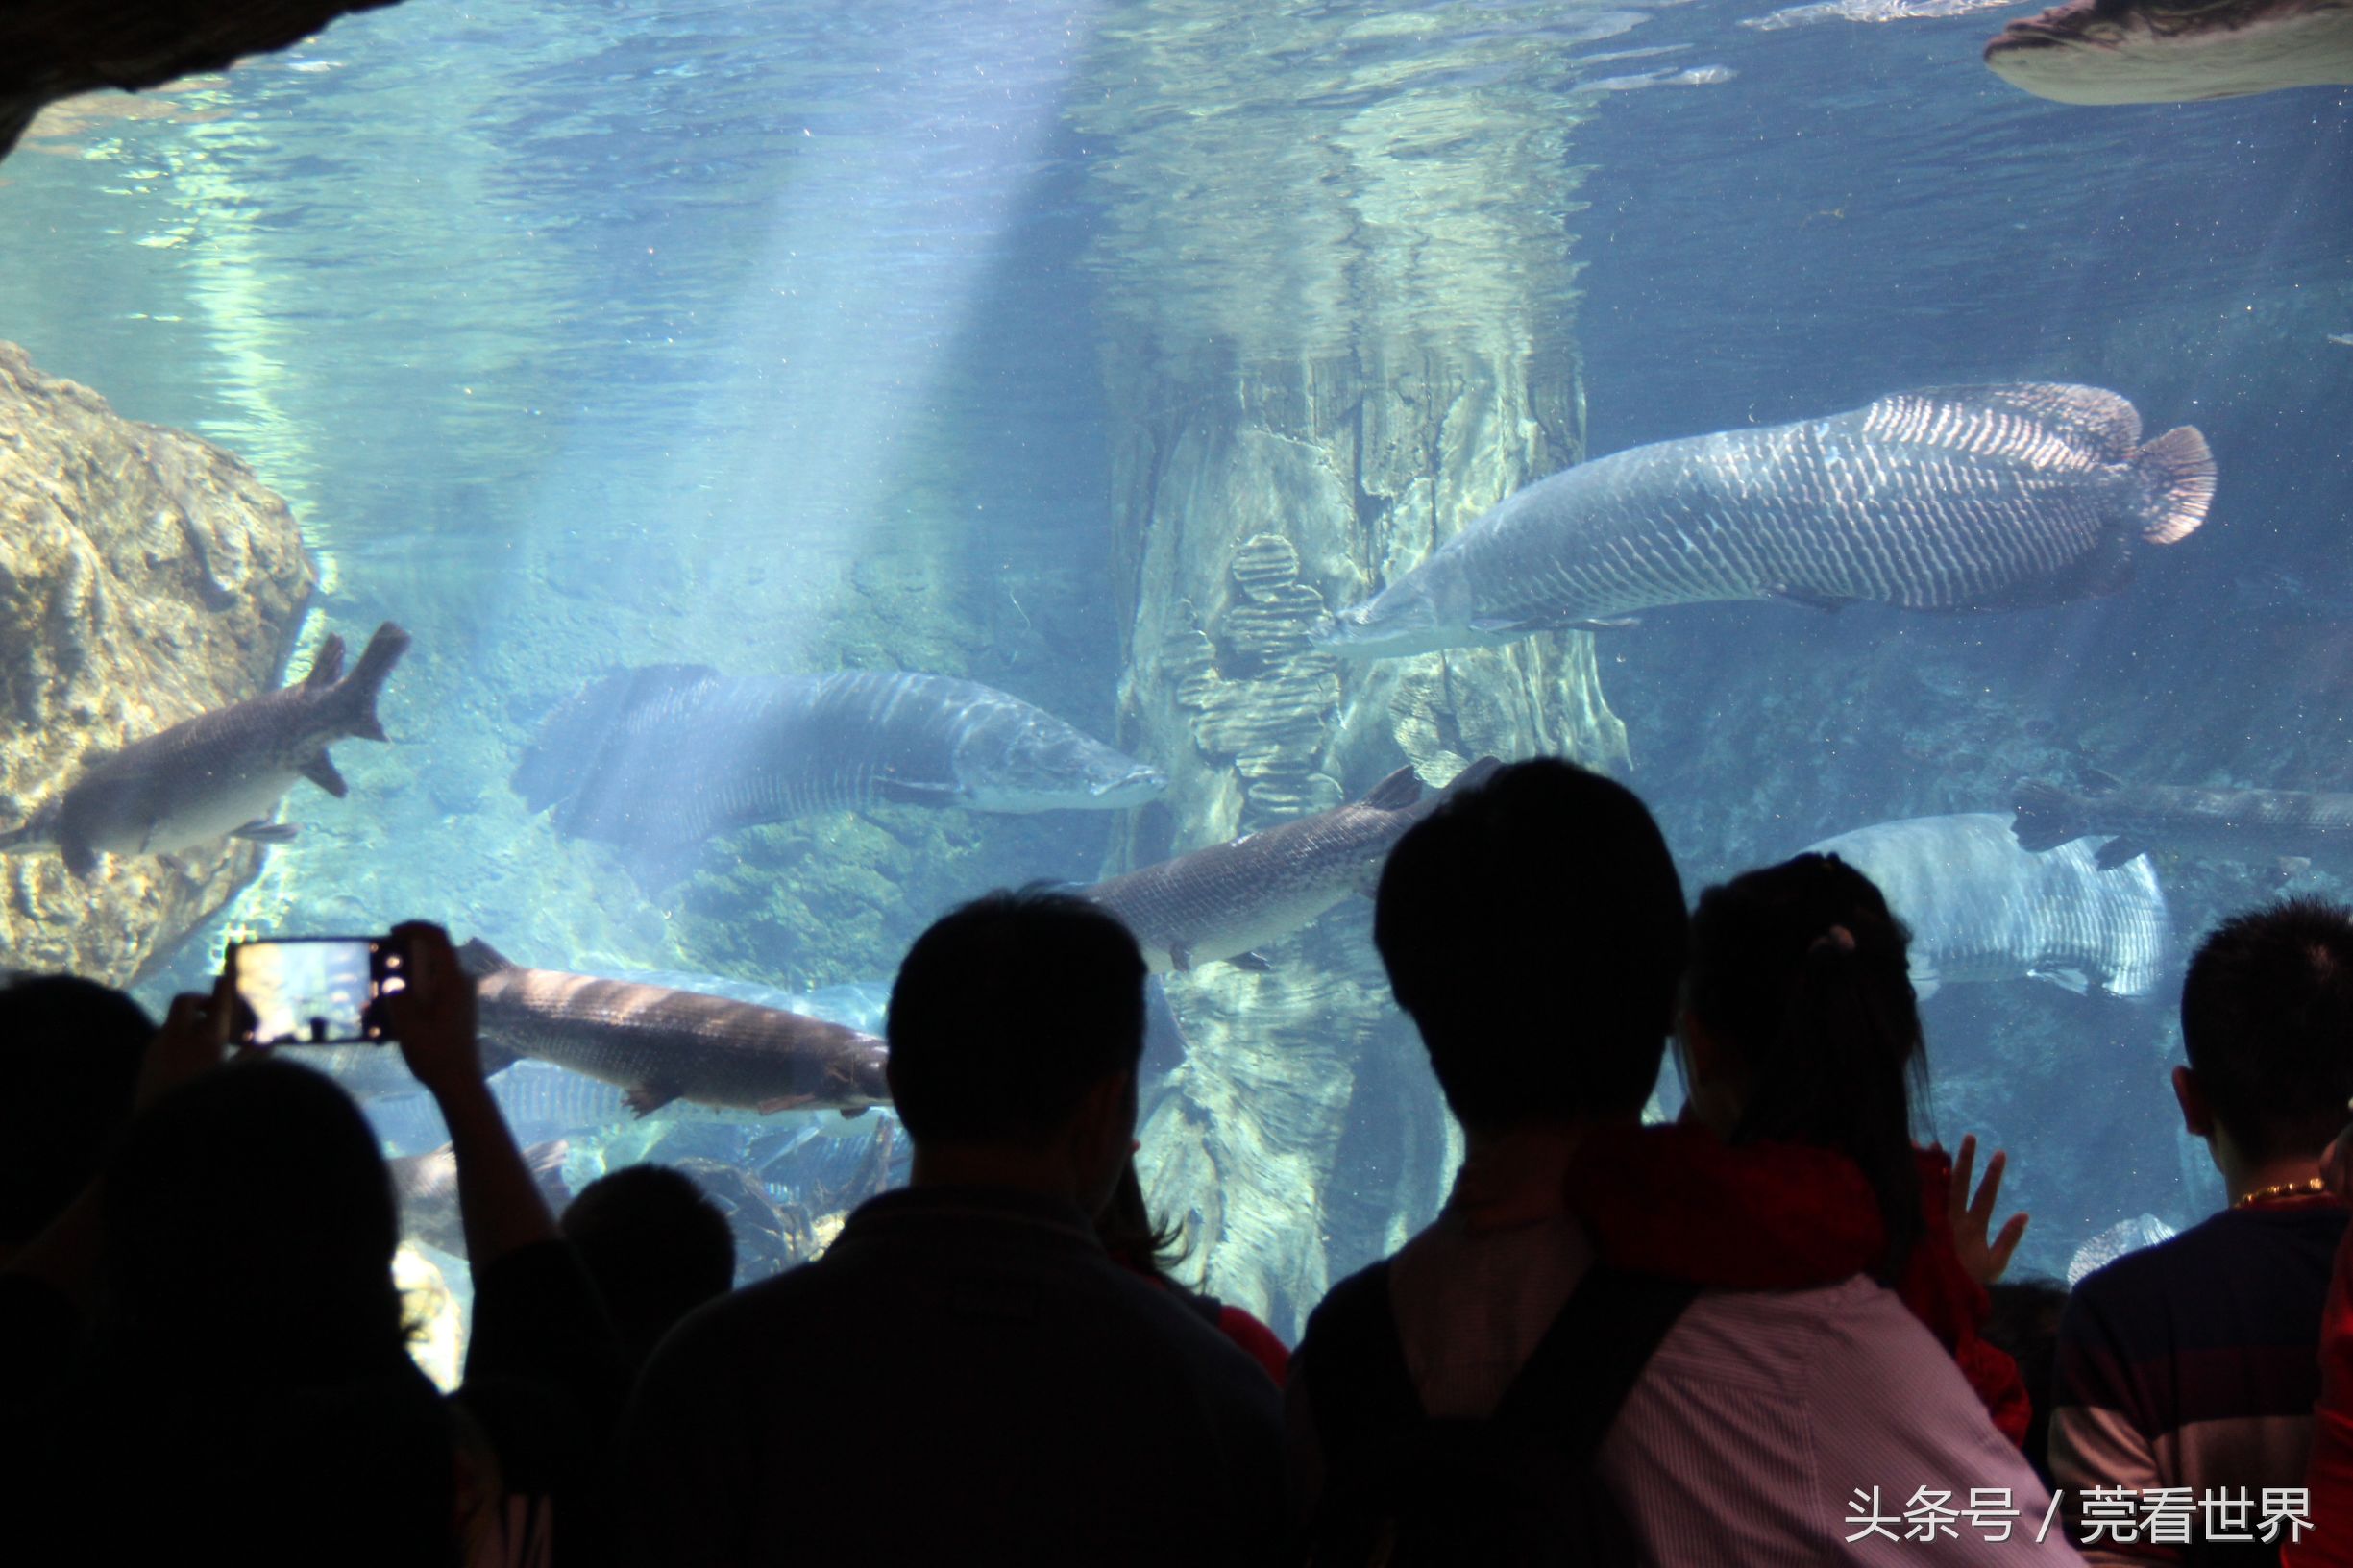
(226, 935, 410, 1046)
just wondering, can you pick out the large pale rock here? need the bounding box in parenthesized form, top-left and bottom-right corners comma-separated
(0, 341, 314, 984)
(1077, 2, 1625, 1335)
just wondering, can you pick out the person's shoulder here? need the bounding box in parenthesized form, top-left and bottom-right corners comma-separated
(639, 1258, 831, 1372)
(2071, 1208, 2291, 1307)
(1115, 1262, 1282, 1381)
(1653, 1275, 1965, 1399)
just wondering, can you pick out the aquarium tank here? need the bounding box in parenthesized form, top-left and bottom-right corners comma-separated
(0, 0, 2346, 1363)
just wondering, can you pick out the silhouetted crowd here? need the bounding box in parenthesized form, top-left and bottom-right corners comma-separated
(5, 758, 2353, 1565)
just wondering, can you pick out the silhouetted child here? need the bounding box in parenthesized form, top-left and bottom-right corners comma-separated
(562, 1163, 735, 1371)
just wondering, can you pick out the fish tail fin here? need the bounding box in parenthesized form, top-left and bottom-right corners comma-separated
(328, 623, 411, 743)
(2010, 779, 2084, 852)
(301, 634, 348, 690)
(2134, 426, 2215, 545)
(512, 663, 721, 814)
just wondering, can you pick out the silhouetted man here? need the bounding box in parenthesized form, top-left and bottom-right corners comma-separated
(622, 889, 1285, 1567)
(1289, 758, 2071, 1564)
(2054, 897, 2353, 1566)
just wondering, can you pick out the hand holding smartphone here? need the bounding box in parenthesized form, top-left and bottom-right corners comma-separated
(224, 934, 412, 1046)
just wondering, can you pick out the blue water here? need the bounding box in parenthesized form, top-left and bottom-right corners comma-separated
(4, 0, 2349, 1322)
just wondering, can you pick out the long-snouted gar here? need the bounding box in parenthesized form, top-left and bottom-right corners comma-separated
(513, 665, 1165, 888)
(1984, 0, 2353, 105)
(1319, 384, 2214, 659)
(1083, 756, 1506, 975)
(0, 622, 410, 878)
(2014, 774, 2353, 869)
(1804, 812, 2171, 1000)
(458, 938, 892, 1117)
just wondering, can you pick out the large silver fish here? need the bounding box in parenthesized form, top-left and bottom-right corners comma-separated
(1320, 385, 2214, 659)
(2066, 1213, 2177, 1286)
(1804, 812, 2171, 998)
(2014, 773, 2353, 869)
(1, 622, 410, 878)
(514, 665, 1165, 887)
(1985, 0, 2353, 104)
(1083, 757, 1504, 975)
(459, 939, 892, 1116)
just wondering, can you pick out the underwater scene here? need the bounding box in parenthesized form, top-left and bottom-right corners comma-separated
(0, 0, 2347, 1361)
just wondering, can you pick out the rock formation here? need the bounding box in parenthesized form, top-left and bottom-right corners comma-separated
(1076, 7, 1623, 1334)
(0, 0, 402, 160)
(0, 341, 314, 985)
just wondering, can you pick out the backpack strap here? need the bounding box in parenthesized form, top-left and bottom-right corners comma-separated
(1496, 1266, 1701, 1458)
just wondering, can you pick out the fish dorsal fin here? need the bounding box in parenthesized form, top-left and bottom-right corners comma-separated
(1441, 756, 1507, 797)
(624, 663, 726, 698)
(302, 635, 348, 690)
(1861, 383, 2142, 460)
(1359, 766, 1425, 812)
(456, 937, 516, 977)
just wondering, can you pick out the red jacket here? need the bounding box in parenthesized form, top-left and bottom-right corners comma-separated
(2292, 1214, 2353, 1567)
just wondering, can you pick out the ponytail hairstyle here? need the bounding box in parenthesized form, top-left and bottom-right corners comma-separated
(1686, 853, 1927, 1282)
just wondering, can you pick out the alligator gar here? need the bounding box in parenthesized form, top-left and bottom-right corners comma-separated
(459, 939, 892, 1116)
(1083, 757, 1505, 974)
(513, 665, 1164, 887)
(2013, 773, 2353, 869)
(1320, 384, 2214, 658)
(1804, 811, 2172, 999)
(0, 622, 410, 878)
(1985, 0, 2353, 104)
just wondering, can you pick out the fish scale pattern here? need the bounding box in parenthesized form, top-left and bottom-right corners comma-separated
(527, 668, 1151, 858)
(1451, 389, 2142, 625)
(1807, 811, 2172, 998)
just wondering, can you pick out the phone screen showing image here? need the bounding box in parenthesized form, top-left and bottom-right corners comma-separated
(229, 938, 391, 1046)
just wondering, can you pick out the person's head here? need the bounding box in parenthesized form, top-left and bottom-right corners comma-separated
(104, 1058, 402, 1379)
(1683, 852, 1925, 1278)
(887, 887, 1145, 1210)
(0, 974, 154, 1255)
(562, 1163, 735, 1369)
(1374, 757, 1686, 1135)
(2176, 896, 2353, 1173)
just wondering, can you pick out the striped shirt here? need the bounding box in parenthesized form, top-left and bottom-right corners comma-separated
(1290, 1204, 2075, 1565)
(2051, 1202, 2347, 1566)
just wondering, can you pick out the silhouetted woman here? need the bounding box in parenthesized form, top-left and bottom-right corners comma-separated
(1569, 852, 2030, 1442)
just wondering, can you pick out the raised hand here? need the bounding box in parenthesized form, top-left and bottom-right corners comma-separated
(1949, 1133, 2030, 1286)
(386, 920, 483, 1099)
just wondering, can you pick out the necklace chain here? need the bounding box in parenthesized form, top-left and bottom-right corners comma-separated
(2234, 1177, 2332, 1210)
